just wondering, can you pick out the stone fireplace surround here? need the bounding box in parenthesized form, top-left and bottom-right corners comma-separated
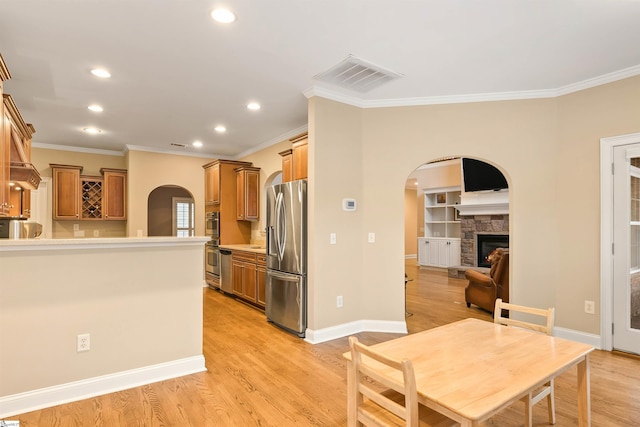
(461, 214, 509, 266)
(448, 214, 509, 278)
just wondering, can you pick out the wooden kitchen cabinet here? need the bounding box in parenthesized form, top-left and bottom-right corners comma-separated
(291, 134, 308, 181)
(51, 164, 82, 220)
(235, 166, 260, 221)
(204, 162, 220, 205)
(51, 164, 127, 221)
(101, 168, 127, 220)
(278, 149, 293, 182)
(256, 254, 266, 307)
(0, 55, 9, 217)
(0, 107, 9, 217)
(202, 159, 253, 244)
(231, 250, 262, 308)
(279, 132, 308, 183)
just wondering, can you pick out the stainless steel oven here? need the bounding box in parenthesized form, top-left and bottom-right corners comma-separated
(205, 211, 220, 239)
(205, 241, 220, 283)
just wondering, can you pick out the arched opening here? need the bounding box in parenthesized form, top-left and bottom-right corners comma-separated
(404, 156, 510, 326)
(148, 185, 195, 237)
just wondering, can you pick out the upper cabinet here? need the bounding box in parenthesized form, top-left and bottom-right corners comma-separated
(203, 159, 254, 244)
(101, 168, 127, 220)
(279, 132, 307, 183)
(235, 166, 260, 221)
(51, 164, 127, 221)
(0, 54, 10, 217)
(278, 149, 293, 183)
(51, 164, 82, 220)
(204, 162, 220, 205)
(1, 54, 40, 218)
(291, 133, 308, 181)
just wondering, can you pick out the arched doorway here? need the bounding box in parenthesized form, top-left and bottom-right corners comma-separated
(404, 157, 510, 327)
(148, 185, 195, 236)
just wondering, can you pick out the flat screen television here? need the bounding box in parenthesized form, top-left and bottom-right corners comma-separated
(461, 158, 508, 192)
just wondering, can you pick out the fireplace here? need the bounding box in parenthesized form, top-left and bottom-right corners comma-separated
(476, 234, 509, 267)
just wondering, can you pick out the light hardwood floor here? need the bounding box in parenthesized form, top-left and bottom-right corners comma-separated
(12, 262, 640, 426)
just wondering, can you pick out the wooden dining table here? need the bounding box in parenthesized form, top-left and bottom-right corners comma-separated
(344, 318, 594, 426)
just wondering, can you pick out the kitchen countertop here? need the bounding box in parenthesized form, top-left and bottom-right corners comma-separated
(0, 236, 211, 252)
(219, 243, 266, 254)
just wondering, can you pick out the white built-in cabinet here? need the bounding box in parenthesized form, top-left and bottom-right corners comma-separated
(418, 187, 461, 268)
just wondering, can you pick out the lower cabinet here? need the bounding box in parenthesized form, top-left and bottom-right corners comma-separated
(231, 250, 266, 309)
(418, 237, 460, 268)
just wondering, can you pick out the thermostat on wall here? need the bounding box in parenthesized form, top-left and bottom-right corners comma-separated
(343, 198, 357, 211)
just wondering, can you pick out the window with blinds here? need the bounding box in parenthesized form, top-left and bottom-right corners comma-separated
(173, 197, 195, 237)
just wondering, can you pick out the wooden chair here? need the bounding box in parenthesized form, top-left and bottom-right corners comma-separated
(347, 336, 457, 427)
(493, 298, 556, 426)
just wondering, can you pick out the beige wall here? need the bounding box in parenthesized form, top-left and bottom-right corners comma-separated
(0, 241, 204, 396)
(307, 75, 640, 336)
(309, 98, 365, 328)
(125, 150, 209, 237)
(404, 188, 418, 256)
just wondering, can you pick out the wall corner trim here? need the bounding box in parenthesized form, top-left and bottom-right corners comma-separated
(304, 319, 408, 344)
(0, 355, 206, 419)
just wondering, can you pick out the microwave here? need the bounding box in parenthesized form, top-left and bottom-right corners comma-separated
(205, 211, 220, 239)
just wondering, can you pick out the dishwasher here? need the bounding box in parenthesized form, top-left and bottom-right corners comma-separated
(219, 249, 233, 294)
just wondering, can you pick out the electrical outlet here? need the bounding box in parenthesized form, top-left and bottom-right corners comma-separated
(73, 223, 79, 231)
(584, 300, 595, 315)
(93, 230, 100, 237)
(330, 233, 337, 244)
(77, 333, 91, 352)
(368, 232, 375, 243)
(337, 295, 343, 308)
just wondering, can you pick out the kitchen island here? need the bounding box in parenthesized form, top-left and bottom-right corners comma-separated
(0, 236, 210, 418)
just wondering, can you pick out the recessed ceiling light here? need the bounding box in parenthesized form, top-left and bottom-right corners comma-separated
(211, 8, 236, 23)
(214, 125, 226, 133)
(247, 102, 261, 111)
(192, 140, 203, 148)
(90, 68, 111, 78)
(88, 104, 103, 112)
(83, 127, 102, 134)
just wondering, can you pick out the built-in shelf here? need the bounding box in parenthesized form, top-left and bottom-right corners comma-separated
(424, 187, 460, 238)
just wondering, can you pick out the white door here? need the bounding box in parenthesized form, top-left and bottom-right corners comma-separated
(613, 144, 640, 354)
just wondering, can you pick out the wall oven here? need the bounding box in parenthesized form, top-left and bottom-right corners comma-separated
(205, 241, 220, 285)
(205, 211, 220, 240)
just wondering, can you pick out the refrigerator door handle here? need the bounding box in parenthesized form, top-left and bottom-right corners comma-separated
(267, 269, 302, 281)
(275, 192, 286, 261)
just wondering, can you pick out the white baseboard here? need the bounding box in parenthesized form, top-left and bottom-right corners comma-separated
(554, 327, 602, 349)
(305, 319, 407, 344)
(0, 355, 206, 419)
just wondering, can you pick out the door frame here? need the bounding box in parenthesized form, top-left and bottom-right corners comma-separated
(600, 131, 640, 351)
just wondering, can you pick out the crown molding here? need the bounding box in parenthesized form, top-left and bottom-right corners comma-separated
(233, 124, 309, 160)
(32, 142, 125, 157)
(0, 53, 11, 82)
(305, 63, 640, 108)
(124, 144, 216, 159)
(555, 63, 640, 96)
(303, 86, 364, 108)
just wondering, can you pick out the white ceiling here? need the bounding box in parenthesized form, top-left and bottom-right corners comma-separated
(2, 0, 640, 158)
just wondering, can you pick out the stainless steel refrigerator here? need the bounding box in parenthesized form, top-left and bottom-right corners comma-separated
(265, 179, 307, 337)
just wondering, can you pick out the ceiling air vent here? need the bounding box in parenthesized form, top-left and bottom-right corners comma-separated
(313, 55, 403, 93)
(170, 143, 187, 148)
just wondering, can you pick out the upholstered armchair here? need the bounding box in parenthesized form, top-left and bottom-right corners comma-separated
(465, 248, 509, 313)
